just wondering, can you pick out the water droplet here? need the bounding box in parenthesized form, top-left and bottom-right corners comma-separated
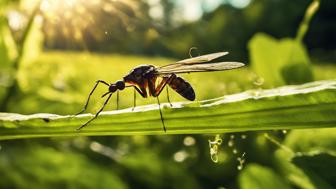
(230, 134, 235, 139)
(237, 152, 246, 170)
(228, 140, 234, 147)
(248, 72, 264, 86)
(211, 153, 219, 163)
(90, 141, 103, 152)
(183, 136, 196, 146)
(282, 130, 287, 134)
(208, 135, 223, 163)
(233, 148, 238, 154)
(173, 151, 188, 162)
(237, 165, 243, 170)
(241, 134, 247, 139)
(253, 77, 264, 86)
(251, 89, 264, 99)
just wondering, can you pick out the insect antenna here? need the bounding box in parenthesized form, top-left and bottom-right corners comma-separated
(189, 47, 200, 58)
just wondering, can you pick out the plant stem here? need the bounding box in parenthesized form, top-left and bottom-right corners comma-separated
(0, 80, 336, 140)
(296, 0, 320, 42)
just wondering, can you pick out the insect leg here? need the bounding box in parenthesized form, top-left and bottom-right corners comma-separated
(116, 91, 119, 110)
(76, 80, 109, 115)
(156, 97, 166, 132)
(131, 85, 146, 98)
(153, 74, 176, 97)
(76, 93, 113, 130)
(126, 85, 146, 111)
(132, 87, 136, 111)
(166, 87, 172, 107)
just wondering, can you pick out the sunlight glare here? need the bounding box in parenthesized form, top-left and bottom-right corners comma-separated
(149, 4, 164, 20)
(229, 0, 251, 9)
(7, 10, 26, 31)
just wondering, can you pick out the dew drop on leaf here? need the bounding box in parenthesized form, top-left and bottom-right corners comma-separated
(228, 140, 234, 147)
(237, 152, 246, 171)
(208, 135, 223, 163)
(233, 148, 238, 154)
(183, 136, 196, 146)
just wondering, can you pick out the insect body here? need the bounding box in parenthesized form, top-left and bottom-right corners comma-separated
(76, 52, 245, 131)
(123, 65, 195, 100)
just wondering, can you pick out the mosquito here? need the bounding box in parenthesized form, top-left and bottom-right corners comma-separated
(76, 51, 245, 132)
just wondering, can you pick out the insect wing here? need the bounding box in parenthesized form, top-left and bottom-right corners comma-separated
(156, 62, 245, 74)
(176, 52, 229, 64)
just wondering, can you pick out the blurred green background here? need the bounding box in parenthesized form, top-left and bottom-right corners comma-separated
(0, 0, 336, 188)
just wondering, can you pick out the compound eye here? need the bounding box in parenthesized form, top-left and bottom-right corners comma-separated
(116, 80, 125, 90)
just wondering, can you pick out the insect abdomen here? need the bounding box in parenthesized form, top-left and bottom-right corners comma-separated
(168, 76, 195, 101)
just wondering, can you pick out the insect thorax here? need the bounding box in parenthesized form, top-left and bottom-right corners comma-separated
(123, 64, 155, 84)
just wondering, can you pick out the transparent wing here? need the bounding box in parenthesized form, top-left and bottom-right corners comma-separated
(176, 52, 229, 64)
(155, 62, 245, 74)
(159, 52, 229, 71)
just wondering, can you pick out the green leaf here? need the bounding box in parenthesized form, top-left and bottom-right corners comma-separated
(239, 164, 292, 189)
(282, 129, 336, 153)
(249, 33, 313, 87)
(0, 16, 17, 68)
(275, 128, 336, 189)
(0, 80, 336, 140)
(292, 153, 336, 189)
(0, 15, 17, 101)
(20, 13, 43, 65)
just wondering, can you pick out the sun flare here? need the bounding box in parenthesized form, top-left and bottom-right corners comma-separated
(38, 0, 138, 48)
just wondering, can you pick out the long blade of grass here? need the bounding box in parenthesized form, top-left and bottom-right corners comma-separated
(1, 80, 336, 140)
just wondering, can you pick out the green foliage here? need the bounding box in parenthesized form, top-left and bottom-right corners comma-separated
(0, 16, 16, 68)
(239, 164, 291, 189)
(249, 33, 313, 87)
(249, 0, 320, 88)
(275, 128, 336, 189)
(0, 0, 334, 188)
(281, 129, 336, 153)
(0, 144, 127, 189)
(119, 150, 200, 189)
(292, 153, 336, 189)
(0, 49, 335, 188)
(20, 13, 43, 65)
(0, 11, 17, 103)
(0, 0, 43, 111)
